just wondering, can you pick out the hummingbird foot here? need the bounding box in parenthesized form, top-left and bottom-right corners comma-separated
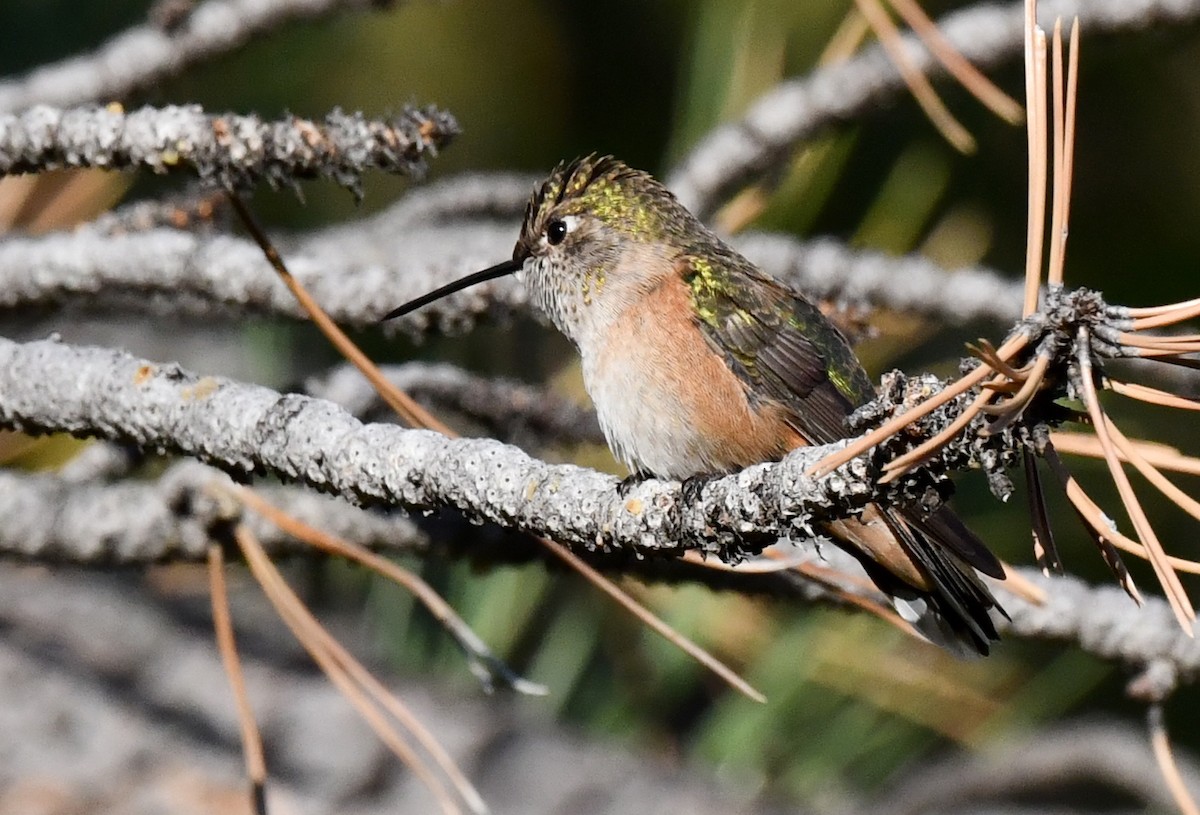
(681, 473, 719, 505)
(616, 470, 650, 498)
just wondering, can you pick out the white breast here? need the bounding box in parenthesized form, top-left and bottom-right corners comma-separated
(584, 344, 708, 479)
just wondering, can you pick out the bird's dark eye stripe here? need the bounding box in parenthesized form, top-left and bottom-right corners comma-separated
(547, 219, 568, 245)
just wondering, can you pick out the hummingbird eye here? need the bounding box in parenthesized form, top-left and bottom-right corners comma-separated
(546, 218, 568, 246)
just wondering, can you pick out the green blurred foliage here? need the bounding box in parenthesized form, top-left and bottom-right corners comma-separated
(8, 0, 1200, 804)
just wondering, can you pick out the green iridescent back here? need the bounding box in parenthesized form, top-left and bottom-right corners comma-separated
(680, 241, 876, 446)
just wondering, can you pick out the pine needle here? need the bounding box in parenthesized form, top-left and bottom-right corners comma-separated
(207, 541, 268, 815)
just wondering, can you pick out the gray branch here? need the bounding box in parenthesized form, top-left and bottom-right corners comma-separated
(0, 461, 430, 564)
(0, 0, 388, 115)
(305, 361, 605, 447)
(0, 335, 886, 560)
(738, 234, 1024, 325)
(997, 572, 1200, 689)
(55, 439, 143, 482)
(0, 174, 1024, 331)
(867, 721, 1200, 815)
(668, 0, 1200, 218)
(0, 104, 457, 195)
(0, 173, 530, 334)
(0, 338, 1196, 682)
(0, 458, 889, 614)
(5, 332, 1194, 685)
(4, 458, 1199, 689)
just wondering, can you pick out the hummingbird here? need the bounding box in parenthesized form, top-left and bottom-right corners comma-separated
(386, 155, 1006, 654)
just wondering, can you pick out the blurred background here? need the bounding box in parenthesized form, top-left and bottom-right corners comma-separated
(4, 0, 1200, 811)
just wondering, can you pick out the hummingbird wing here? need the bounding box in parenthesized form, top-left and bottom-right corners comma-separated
(678, 249, 873, 448)
(679, 252, 1005, 581)
(680, 252, 1004, 652)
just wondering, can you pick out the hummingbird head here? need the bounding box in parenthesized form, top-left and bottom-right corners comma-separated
(509, 154, 704, 347)
(383, 155, 711, 348)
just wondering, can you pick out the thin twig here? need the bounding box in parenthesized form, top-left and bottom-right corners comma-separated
(853, 0, 975, 152)
(1119, 333, 1200, 352)
(1108, 380, 1200, 412)
(234, 522, 481, 815)
(1045, 441, 1200, 575)
(809, 332, 1029, 478)
(1149, 705, 1200, 815)
(1042, 442, 1143, 603)
(885, 0, 1025, 123)
(233, 483, 547, 696)
(226, 192, 453, 434)
(968, 338, 1029, 381)
(543, 539, 766, 704)
(1132, 301, 1200, 331)
(983, 351, 1052, 434)
(1103, 420, 1200, 529)
(207, 540, 268, 815)
(1046, 18, 1076, 289)
(1022, 15, 1048, 317)
(1127, 297, 1200, 319)
(1056, 17, 1080, 287)
(1076, 330, 1196, 629)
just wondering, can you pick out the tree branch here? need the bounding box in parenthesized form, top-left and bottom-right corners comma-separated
(3, 458, 1199, 690)
(0, 337, 1194, 682)
(0, 458, 879, 609)
(737, 233, 1025, 324)
(0, 336, 1019, 559)
(0, 461, 430, 563)
(0, 104, 457, 196)
(0, 175, 1024, 331)
(0, 0, 390, 115)
(305, 361, 604, 447)
(998, 572, 1200, 689)
(868, 721, 1200, 815)
(668, 0, 1200, 219)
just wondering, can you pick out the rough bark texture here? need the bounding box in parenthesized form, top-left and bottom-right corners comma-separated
(0, 104, 457, 196)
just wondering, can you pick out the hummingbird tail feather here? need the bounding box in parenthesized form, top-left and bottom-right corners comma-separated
(829, 506, 1004, 656)
(883, 508, 1005, 655)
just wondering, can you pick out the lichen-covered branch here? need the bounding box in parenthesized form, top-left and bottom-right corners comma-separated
(306, 362, 605, 447)
(0, 175, 1023, 331)
(997, 572, 1200, 690)
(668, 0, 1200, 218)
(3, 460, 1198, 690)
(0, 0, 391, 115)
(0, 461, 429, 563)
(738, 234, 1024, 325)
(1, 336, 1196, 682)
(0, 460, 880, 611)
(0, 336, 1005, 560)
(0, 176, 527, 333)
(0, 104, 457, 195)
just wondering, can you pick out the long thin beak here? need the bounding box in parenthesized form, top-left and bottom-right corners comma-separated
(381, 258, 524, 322)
